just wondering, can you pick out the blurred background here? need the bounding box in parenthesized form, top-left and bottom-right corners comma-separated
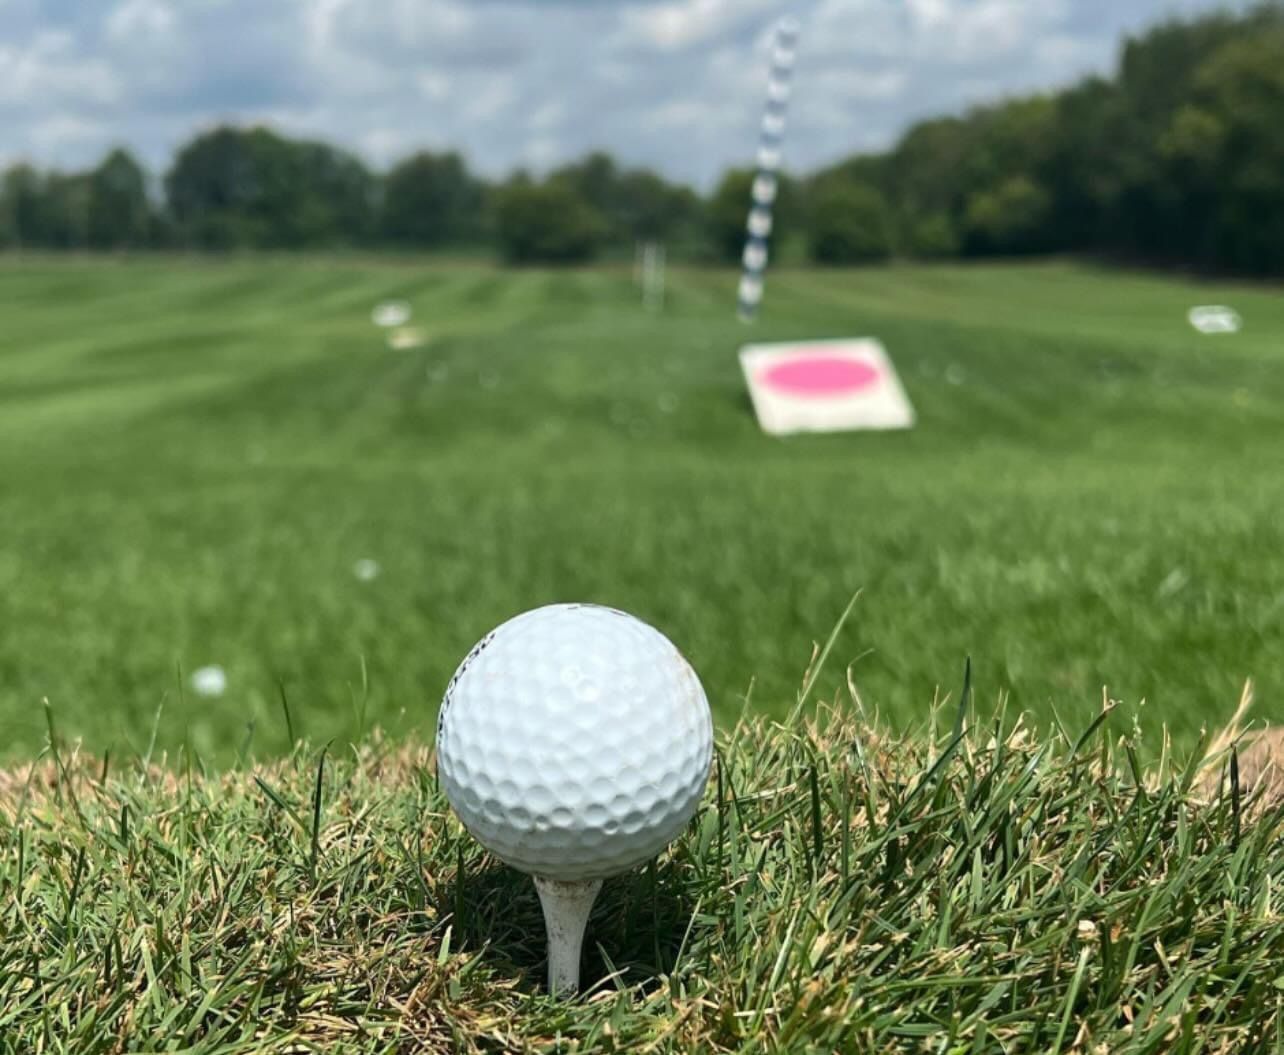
(1, 1, 1281, 762)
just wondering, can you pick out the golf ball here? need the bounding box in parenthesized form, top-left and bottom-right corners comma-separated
(436, 604, 713, 881)
(190, 665, 227, 698)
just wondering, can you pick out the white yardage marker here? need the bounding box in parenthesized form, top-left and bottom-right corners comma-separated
(739, 338, 915, 435)
(1188, 305, 1241, 334)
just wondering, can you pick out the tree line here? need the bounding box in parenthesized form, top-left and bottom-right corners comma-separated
(1, 6, 1280, 275)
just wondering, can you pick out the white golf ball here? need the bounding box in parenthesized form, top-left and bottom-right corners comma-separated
(371, 301, 412, 328)
(190, 665, 227, 698)
(436, 604, 713, 881)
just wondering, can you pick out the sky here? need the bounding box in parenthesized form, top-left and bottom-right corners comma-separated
(0, 0, 1255, 188)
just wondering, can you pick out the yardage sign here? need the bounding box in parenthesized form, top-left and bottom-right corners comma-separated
(739, 338, 915, 435)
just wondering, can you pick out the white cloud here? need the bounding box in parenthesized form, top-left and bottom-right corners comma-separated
(1033, 33, 1100, 75)
(622, 0, 777, 51)
(356, 126, 416, 164)
(0, 31, 122, 107)
(523, 135, 563, 169)
(463, 79, 519, 124)
(530, 101, 567, 132)
(0, 0, 1257, 185)
(905, 0, 953, 32)
(105, 0, 176, 45)
(648, 99, 722, 130)
(417, 72, 451, 103)
(924, 0, 1065, 62)
(28, 113, 108, 154)
(845, 70, 907, 101)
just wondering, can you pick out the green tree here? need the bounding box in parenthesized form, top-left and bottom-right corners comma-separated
(964, 176, 1053, 255)
(549, 152, 701, 247)
(0, 165, 45, 249)
(807, 182, 892, 264)
(550, 153, 621, 231)
(167, 127, 278, 248)
(41, 171, 93, 249)
(1163, 27, 1284, 273)
(493, 179, 608, 263)
(887, 117, 974, 222)
(1044, 76, 1129, 250)
(1091, 10, 1269, 260)
(297, 140, 377, 246)
(381, 151, 484, 247)
(88, 149, 151, 249)
(613, 168, 702, 242)
(902, 212, 960, 259)
(966, 99, 1059, 197)
(882, 99, 1058, 258)
(166, 126, 374, 249)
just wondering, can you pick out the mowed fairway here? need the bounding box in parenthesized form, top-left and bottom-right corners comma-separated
(1, 256, 1282, 761)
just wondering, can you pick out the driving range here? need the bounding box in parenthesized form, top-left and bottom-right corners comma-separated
(3, 255, 1282, 761)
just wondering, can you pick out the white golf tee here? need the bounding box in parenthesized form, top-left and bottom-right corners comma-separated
(533, 876, 603, 996)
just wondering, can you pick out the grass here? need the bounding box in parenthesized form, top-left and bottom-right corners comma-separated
(2, 256, 1284, 761)
(5, 674, 1282, 1052)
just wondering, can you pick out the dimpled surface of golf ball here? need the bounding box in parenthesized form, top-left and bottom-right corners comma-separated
(437, 604, 713, 881)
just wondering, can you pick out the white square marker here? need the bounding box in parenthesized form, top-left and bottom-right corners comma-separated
(739, 338, 915, 435)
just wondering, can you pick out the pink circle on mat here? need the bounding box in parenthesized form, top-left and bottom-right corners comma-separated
(760, 355, 880, 396)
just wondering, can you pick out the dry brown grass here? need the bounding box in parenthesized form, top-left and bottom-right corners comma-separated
(1197, 680, 1284, 813)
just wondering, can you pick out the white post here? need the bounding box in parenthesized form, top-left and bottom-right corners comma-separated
(641, 241, 665, 312)
(533, 876, 603, 996)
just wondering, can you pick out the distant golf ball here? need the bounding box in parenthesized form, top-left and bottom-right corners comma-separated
(353, 558, 380, 582)
(190, 665, 227, 698)
(371, 301, 411, 328)
(436, 604, 713, 881)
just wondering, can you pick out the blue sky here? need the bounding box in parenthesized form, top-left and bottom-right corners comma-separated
(0, 0, 1253, 186)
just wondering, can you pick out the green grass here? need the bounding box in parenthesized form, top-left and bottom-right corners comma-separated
(5, 693, 1282, 1051)
(2, 255, 1283, 761)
